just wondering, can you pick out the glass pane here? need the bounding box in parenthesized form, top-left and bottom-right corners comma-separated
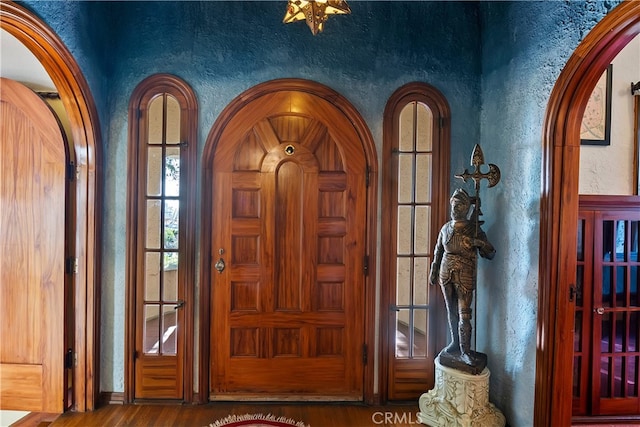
(147, 147, 162, 197)
(603, 220, 614, 261)
(163, 256, 178, 301)
(616, 220, 626, 261)
(414, 154, 432, 204)
(397, 206, 412, 255)
(413, 309, 427, 357)
(614, 357, 623, 397)
(631, 266, 638, 307)
(397, 154, 413, 204)
(413, 257, 429, 305)
(616, 266, 627, 307)
(628, 356, 638, 397)
(631, 312, 639, 352)
(395, 309, 410, 358)
(602, 266, 613, 307)
(573, 356, 581, 398)
(396, 257, 411, 306)
(600, 356, 611, 397)
(165, 148, 180, 197)
(398, 104, 414, 152)
(414, 206, 430, 255)
(576, 265, 584, 307)
(632, 221, 640, 256)
(574, 310, 582, 352)
(602, 312, 612, 352)
(144, 252, 160, 301)
(165, 95, 181, 145)
(146, 200, 162, 249)
(161, 304, 178, 355)
(164, 200, 179, 249)
(615, 312, 625, 352)
(143, 304, 160, 354)
(415, 103, 433, 152)
(577, 219, 585, 261)
(148, 96, 164, 145)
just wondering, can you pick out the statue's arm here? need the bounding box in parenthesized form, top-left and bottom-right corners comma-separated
(476, 230, 496, 260)
(429, 229, 444, 285)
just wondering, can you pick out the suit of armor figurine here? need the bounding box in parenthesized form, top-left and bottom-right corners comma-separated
(429, 188, 495, 368)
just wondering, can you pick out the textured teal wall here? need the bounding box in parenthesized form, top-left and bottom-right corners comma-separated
(476, 2, 622, 426)
(18, 1, 625, 425)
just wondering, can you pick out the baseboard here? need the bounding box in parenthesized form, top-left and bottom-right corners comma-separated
(99, 392, 125, 406)
(572, 414, 640, 424)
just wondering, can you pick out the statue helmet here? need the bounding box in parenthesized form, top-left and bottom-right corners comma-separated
(450, 188, 471, 206)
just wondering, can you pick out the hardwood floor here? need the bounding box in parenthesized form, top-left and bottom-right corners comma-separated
(29, 403, 422, 427)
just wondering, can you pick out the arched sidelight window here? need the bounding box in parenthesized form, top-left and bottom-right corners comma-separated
(125, 74, 197, 402)
(381, 83, 450, 401)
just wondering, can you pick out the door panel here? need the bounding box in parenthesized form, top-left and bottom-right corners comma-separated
(0, 78, 67, 412)
(210, 90, 366, 399)
(574, 198, 640, 417)
(591, 211, 640, 415)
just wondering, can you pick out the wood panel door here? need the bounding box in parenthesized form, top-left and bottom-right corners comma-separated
(209, 90, 367, 400)
(0, 78, 68, 412)
(574, 197, 640, 417)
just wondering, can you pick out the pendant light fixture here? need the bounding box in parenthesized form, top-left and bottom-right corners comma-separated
(283, 0, 351, 35)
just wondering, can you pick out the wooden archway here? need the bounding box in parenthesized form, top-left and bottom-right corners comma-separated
(535, 2, 640, 425)
(1, 1, 101, 411)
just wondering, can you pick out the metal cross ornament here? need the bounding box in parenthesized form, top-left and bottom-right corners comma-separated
(454, 144, 501, 236)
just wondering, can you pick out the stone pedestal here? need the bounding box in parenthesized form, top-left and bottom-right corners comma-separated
(418, 357, 505, 427)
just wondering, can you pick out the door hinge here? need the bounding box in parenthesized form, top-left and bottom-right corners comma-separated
(365, 165, 370, 187)
(439, 117, 446, 129)
(363, 255, 369, 276)
(134, 350, 139, 359)
(65, 257, 78, 274)
(569, 284, 576, 302)
(362, 344, 368, 365)
(65, 348, 73, 369)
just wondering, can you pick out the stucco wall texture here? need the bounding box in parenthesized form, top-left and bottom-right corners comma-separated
(21, 1, 625, 425)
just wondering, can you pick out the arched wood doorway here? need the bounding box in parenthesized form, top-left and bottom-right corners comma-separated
(1, 1, 101, 412)
(199, 79, 378, 403)
(535, 2, 640, 425)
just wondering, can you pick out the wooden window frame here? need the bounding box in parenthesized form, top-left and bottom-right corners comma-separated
(125, 74, 197, 403)
(380, 82, 450, 402)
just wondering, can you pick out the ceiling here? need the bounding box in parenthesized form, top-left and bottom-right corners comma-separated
(1, 28, 56, 92)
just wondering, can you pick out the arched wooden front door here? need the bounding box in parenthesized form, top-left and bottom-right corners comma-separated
(205, 82, 370, 400)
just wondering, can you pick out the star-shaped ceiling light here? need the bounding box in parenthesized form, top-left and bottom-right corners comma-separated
(283, 0, 351, 35)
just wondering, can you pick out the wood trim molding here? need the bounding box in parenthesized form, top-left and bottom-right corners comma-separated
(200, 78, 378, 404)
(125, 74, 198, 403)
(535, 2, 640, 425)
(379, 82, 451, 401)
(0, 1, 101, 412)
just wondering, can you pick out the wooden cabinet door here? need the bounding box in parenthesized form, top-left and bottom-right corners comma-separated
(209, 90, 367, 399)
(590, 210, 640, 415)
(574, 197, 640, 417)
(0, 78, 67, 412)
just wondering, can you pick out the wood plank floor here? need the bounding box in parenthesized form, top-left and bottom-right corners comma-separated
(36, 403, 423, 427)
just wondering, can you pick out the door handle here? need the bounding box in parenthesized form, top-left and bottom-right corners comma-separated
(174, 300, 185, 310)
(215, 248, 225, 274)
(594, 307, 605, 315)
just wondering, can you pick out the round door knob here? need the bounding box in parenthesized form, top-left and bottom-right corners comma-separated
(595, 307, 605, 315)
